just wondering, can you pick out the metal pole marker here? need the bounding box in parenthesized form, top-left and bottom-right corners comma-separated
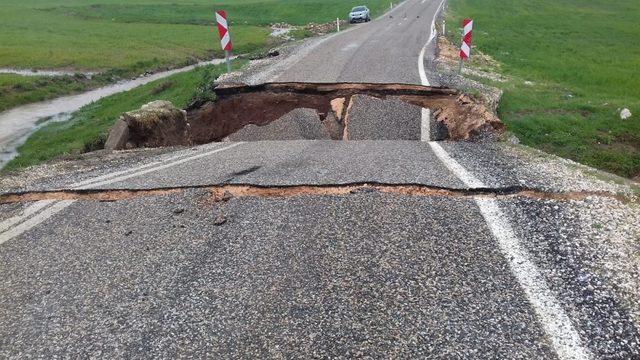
(458, 18, 473, 74)
(215, 10, 233, 73)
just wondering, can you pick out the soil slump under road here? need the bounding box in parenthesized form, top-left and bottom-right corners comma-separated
(106, 83, 505, 150)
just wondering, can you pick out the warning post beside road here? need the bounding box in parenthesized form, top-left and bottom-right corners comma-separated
(215, 10, 233, 73)
(458, 18, 473, 74)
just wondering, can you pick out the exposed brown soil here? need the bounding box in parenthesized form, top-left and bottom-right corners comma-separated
(186, 82, 504, 143)
(0, 183, 628, 204)
(105, 82, 505, 150)
(437, 35, 500, 71)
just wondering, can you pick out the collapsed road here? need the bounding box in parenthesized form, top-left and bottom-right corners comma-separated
(103, 83, 503, 151)
(1, 0, 639, 358)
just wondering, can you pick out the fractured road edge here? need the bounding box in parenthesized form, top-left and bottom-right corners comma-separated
(0, 142, 244, 245)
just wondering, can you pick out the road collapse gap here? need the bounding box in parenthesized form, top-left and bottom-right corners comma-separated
(105, 83, 505, 150)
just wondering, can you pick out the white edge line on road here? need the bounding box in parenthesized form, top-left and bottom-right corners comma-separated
(421, 6, 590, 356)
(420, 108, 431, 142)
(0, 200, 56, 234)
(0, 142, 243, 245)
(419, 0, 446, 141)
(428, 141, 592, 360)
(80, 142, 242, 189)
(0, 201, 74, 245)
(70, 144, 225, 189)
(418, 0, 445, 87)
(420, 4, 591, 353)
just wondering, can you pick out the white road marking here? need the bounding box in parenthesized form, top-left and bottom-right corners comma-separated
(0, 201, 74, 245)
(70, 144, 225, 189)
(420, 108, 431, 141)
(476, 198, 593, 360)
(419, 0, 446, 141)
(0, 200, 56, 234)
(428, 142, 592, 360)
(420, 4, 590, 353)
(0, 142, 243, 245)
(80, 142, 242, 189)
(418, 0, 445, 87)
(428, 142, 484, 187)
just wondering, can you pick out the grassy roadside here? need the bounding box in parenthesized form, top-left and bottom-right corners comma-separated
(1, 0, 398, 71)
(3, 61, 245, 172)
(0, 0, 398, 112)
(446, 0, 640, 178)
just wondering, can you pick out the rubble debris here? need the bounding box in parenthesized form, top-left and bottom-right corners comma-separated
(213, 213, 227, 226)
(305, 21, 346, 35)
(432, 94, 505, 140)
(105, 100, 192, 150)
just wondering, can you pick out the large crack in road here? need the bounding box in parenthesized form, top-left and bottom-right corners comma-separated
(0, 183, 629, 204)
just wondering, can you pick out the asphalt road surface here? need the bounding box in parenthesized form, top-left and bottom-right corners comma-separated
(1, 0, 640, 358)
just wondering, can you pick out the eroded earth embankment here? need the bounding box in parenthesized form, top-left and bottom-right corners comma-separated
(105, 82, 505, 150)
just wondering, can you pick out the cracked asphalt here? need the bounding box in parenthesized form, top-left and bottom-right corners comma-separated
(1, 0, 640, 358)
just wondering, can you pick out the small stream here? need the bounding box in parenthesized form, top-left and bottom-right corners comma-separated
(0, 58, 228, 168)
(0, 68, 97, 77)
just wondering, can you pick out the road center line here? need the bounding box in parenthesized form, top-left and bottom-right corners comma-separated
(0, 142, 243, 245)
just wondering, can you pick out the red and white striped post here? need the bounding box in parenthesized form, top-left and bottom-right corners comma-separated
(459, 18, 473, 74)
(215, 10, 233, 73)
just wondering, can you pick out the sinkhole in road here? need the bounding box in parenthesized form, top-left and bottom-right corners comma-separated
(106, 82, 505, 150)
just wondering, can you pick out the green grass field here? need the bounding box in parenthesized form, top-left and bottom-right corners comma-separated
(0, 0, 395, 71)
(0, 0, 395, 112)
(447, 0, 640, 178)
(2, 0, 401, 171)
(3, 61, 246, 172)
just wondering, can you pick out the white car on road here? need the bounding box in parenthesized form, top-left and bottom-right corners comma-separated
(349, 6, 371, 23)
